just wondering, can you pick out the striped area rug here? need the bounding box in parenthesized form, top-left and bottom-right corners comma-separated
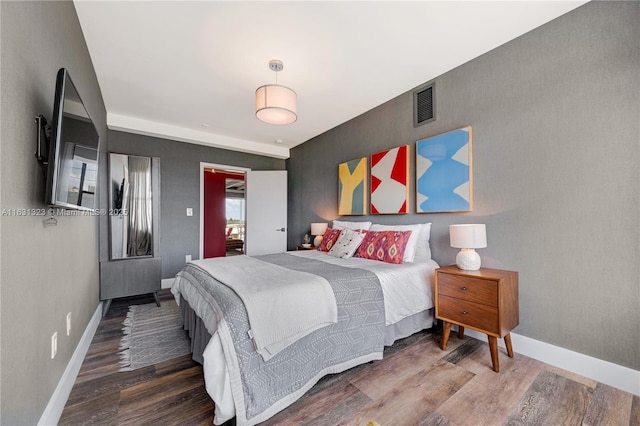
(119, 300, 191, 371)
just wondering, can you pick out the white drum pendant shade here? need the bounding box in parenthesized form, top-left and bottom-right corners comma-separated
(255, 84, 297, 125)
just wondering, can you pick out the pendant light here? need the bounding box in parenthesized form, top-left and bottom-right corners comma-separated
(255, 60, 297, 125)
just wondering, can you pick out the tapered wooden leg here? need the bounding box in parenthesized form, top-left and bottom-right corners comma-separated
(441, 322, 452, 350)
(102, 299, 112, 318)
(504, 333, 514, 358)
(488, 336, 500, 372)
(457, 326, 465, 339)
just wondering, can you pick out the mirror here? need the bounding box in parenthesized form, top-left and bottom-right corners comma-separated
(109, 153, 153, 259)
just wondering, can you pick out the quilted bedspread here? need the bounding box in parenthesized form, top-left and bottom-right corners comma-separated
(172, 252, 385, 425)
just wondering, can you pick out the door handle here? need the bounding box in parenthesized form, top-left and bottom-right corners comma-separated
(276, 227, 286, 232)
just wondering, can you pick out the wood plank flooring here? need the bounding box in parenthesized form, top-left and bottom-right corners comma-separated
(60, 291, 639, 425)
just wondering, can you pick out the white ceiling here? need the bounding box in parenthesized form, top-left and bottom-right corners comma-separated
(73, 1, 586, 159)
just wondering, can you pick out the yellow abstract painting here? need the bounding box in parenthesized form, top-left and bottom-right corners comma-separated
(338, 157, 368, 215)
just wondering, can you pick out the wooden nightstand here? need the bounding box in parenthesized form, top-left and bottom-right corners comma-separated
(296, 245, 316, 251)
(435, 265, 519, 372)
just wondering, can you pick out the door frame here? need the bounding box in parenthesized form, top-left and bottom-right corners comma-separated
(199, 162, 250, 260)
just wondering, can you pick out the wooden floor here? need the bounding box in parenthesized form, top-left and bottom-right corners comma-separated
(60, 292, 639, 425)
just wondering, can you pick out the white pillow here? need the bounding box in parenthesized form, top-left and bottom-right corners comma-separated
(332, 219, 372, 231)
(413, 223, 432, 261)
(328, 229, 366, 259)
(370, 223, 422, 262)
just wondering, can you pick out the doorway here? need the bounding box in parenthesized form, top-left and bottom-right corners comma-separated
(200, 163, 249, 259)
(223, 174, 245, 256)
(199, 164, 288, 259)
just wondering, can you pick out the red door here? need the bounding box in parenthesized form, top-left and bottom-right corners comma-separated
(203, 170, 226, 258)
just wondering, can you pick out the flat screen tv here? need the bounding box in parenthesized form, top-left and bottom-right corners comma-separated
(45, 68, 100, 211)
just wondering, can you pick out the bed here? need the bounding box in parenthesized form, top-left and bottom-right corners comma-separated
(171, 224, 438, 426)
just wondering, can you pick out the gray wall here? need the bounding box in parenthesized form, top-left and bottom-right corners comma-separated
(106, 130, 285, 278)
(288, 1, 640, 370)
(0, 2, 107, 424)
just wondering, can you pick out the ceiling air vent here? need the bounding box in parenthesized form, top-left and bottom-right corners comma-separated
(413, 83, 435, 127)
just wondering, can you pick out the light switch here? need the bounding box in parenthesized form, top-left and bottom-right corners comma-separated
(186, 208, 193, 216)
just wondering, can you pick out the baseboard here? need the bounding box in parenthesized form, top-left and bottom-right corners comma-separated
(38, 302, 103, 426)
(463, 328, 640, 396)
(161, 278, 175, 289)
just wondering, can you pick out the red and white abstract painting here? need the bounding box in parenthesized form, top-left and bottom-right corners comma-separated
(370, 145, 409, 214)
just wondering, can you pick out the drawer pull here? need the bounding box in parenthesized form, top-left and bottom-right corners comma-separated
(461, 286, 468, 291)
(462, 310, 468, 315)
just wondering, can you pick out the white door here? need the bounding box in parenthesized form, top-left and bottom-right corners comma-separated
(244, 170, 287, 255)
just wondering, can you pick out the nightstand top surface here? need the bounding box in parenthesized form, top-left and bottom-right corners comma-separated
(437, 265, 518, 279)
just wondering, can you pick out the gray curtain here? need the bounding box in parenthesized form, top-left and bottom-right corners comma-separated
(127, 156, 152, 256)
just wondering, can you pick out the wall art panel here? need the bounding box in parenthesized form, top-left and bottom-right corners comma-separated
(416, 126, 472, 213)
(338, 157, 368, 215)
(370, 145, 409, 214)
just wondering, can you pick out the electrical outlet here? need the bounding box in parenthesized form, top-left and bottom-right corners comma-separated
(66, 312, 72, 336)
(186, 254, 192, 263)
(51, 332, 57, 359)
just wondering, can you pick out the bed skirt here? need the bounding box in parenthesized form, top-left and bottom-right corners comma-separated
(384, 308, 435, 345)
(180, 299, 434, 366)
(179, 298, 212, 365)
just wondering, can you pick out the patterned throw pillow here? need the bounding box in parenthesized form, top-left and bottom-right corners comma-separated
(317, 227, 342, 252)
(355, 230, 412, 264)
(327, 229, 366, 259)
(369, 223, 422, 262)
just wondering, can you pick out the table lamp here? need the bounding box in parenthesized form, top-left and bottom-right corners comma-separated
(449, 224, 487, 270)
(311, 222, 328, 247)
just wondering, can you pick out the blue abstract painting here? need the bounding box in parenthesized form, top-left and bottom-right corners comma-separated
(416, 127, 472, 213)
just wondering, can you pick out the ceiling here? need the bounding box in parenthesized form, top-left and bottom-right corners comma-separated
(73, 1, 586, 159)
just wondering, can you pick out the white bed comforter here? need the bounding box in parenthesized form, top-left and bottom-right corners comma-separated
(191, 256, 337, 361)
(178, 251, 439, 424)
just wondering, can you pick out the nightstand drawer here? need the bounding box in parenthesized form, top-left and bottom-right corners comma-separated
(438, 273, 498, 307)
(438, 295, 499, 334)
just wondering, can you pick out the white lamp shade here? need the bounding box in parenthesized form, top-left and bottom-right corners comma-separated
(450, 224, 487, 249)
(311, 223, 327, 247)
(255, 84, 297, 125)
(310, 222, 328, 236)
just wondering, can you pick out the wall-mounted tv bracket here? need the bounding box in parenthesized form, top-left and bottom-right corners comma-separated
(35, 114, 58, 226)
(34, 114, 51, 166)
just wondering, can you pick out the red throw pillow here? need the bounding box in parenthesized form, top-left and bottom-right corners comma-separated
(355, 230, 412, 264)
(317, 227, 342, 252)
